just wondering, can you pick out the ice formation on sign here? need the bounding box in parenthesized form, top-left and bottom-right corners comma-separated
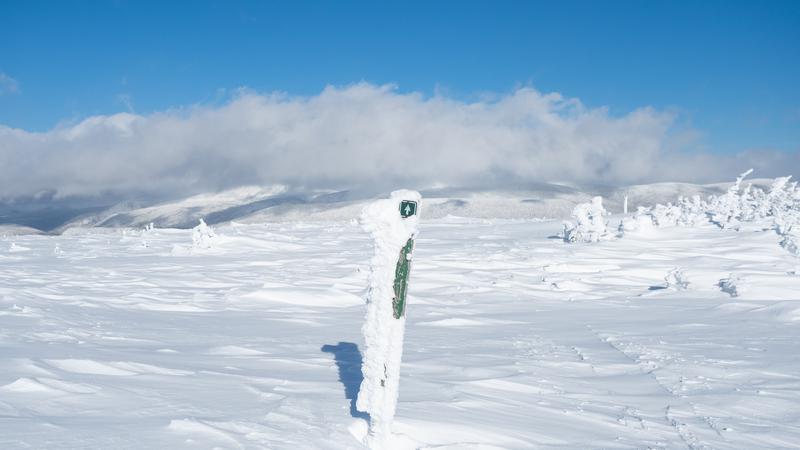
(563, 196, 609, 243)
(357, 190, 421, 449)
(191, 219, 215, 250)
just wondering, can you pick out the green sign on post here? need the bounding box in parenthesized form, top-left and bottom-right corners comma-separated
(392, 199, 417, 319)
(392, 238, 414, 319)
(400, 200, 417, 218)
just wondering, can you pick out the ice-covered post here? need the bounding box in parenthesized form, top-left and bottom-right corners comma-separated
(357, 190, 420, 449)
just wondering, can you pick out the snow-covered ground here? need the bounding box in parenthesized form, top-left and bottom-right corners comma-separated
(1, 216, 799, 449)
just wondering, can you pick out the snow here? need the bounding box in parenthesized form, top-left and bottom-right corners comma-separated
(1, 210, 800, 448)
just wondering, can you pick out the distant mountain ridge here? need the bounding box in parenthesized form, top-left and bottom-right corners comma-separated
(2, 179, 777, 234)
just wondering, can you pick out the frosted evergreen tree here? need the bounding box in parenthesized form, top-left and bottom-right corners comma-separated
(192, 219, 215, 250)
(563, 197, 609, 243)
(664, 267, 690, 290)
(708, 168, 753, 229)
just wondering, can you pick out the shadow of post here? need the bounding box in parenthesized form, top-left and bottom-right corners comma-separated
(321, 341, 370, 420)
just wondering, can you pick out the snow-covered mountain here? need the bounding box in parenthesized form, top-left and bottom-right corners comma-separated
(0, 224, 43, 236)
(53, 180, 773, 232)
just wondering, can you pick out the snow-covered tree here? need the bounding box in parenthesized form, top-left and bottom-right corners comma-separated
(563, 196, 610, 243)
(707, 168, 753, 229)
(719, 274, 743, 297)
(677, 195, 707, 226)
(664, 267, 689, 290)
(651, 202, 682, 227)
(192, 219, 215, 250)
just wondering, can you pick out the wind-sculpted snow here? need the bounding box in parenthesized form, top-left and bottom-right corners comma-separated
(1, 218, 800, 448)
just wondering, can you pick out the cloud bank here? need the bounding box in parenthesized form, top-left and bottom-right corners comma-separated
(1, 83, 797, 202)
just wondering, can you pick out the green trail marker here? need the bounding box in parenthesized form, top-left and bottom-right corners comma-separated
(400, 200, 417, 218)
(392, 237, 414, 319)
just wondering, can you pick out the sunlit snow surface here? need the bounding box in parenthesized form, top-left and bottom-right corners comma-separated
(1, 219, 799, 449)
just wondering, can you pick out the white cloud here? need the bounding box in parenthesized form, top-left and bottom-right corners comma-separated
(0, 83, 796, 201)
(0, 72, 20, 95)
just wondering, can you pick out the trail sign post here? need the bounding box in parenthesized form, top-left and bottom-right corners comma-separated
(356, 190, 421, 449)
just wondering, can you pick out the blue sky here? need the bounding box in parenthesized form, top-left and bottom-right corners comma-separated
(1, 0, 800, 207)
(1, 0, 798, 155)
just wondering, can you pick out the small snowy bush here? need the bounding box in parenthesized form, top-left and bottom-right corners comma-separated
(618, 206, 657, 236)
(677, 195, 707, 226)
(192, 219, 216, 250)
(9, 242, 30, 253)
(651, 203, 682, 227)
(141, 222, 156, 248)
(707, 169, 754, 229)
(718, 274, 743, 297)
(664, 267, 690, 290)
(563, 197, 610, 243)
(780, 233, 800, 257)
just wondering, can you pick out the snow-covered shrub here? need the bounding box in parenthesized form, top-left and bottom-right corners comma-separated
(677, 195, 707, 226)
(771, 181, 800, 233)
(765, 178, 800, 258)
(192, 219, 215, 250)
(707, 169, 754, 229)
(664, 267, 689, 290)
(141, 222, 155, 248)
(651, 202, 682, 227)
(9, 242, 30, 252)
(763, 177, 796, 218)
(564, 196, 610, 243)
(620, 170, 800, 257)
(617, 206, 657, 237)
(718, 274, 743, 297)
(595, 170, 800, 258)
(780, 233, 800, 257)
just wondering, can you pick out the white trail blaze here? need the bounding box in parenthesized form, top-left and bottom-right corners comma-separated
(357, 190, 421, 448)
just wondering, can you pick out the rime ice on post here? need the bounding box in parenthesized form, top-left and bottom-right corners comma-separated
(357, 190, 421, 449)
